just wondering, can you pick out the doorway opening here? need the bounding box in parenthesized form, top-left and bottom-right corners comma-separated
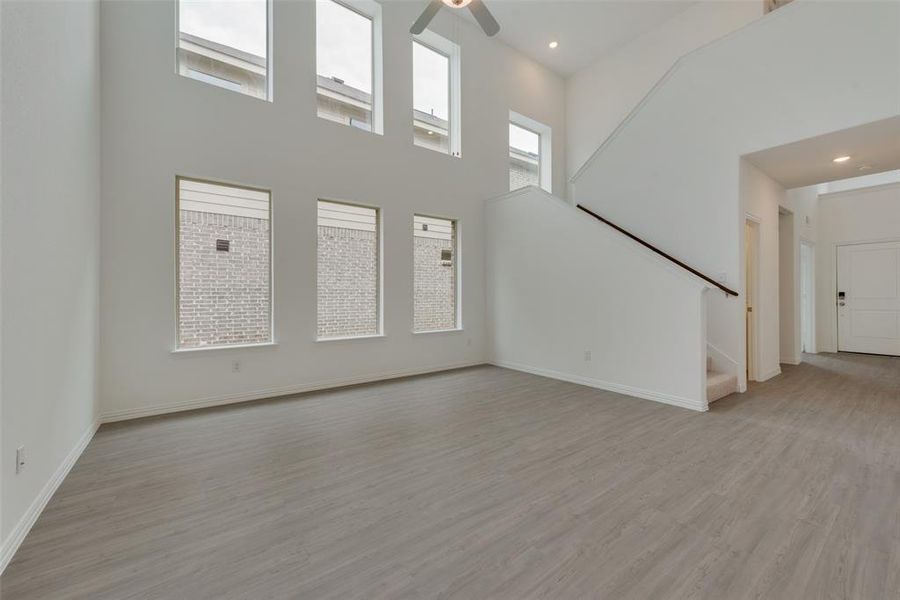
(800, 241, 815, 353)
(778, 208, 795, 364)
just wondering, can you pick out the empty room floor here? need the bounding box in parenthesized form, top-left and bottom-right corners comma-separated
(3, 353, 899, 599)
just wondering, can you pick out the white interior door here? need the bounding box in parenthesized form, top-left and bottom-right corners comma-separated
(837, 241, 900, 356)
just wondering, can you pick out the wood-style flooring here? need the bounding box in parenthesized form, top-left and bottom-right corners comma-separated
(2, 352, 899, 599)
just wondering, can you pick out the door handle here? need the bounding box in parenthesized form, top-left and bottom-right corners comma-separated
(838, 301, 846, 307)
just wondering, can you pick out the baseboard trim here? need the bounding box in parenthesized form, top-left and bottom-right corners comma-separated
(756, 367, 782, 382)
(0, 420, 99, 575)
(100, 361, 486, 423)
(780, 357, 801, 366)
(491, 360, 706, 412)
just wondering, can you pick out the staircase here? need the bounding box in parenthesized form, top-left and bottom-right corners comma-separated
(489, 3, 898, 412)
(569, 1, 900, 387)
(707, 356, 737, 404)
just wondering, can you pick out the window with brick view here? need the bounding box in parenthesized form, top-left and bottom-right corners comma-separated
(176, 177, 272, 349)
(413, 215, 458, 332)
(317, 200, 380, 339)
(177, 0, 270, 100)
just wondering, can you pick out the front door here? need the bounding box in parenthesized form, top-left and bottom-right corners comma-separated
(837, 241, 900, 356)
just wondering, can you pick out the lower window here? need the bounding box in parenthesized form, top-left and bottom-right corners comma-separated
(414, 215, 458, 332)
(317, 200, 381, 339)
(176, 177, 272, 349)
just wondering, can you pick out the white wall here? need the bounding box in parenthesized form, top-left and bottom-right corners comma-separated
(570, 1, 900, 383)
(778, 209, 794, 363)
(816, 182, 900, 352)
(486, 188, 709, 411)
(0, 0, 100, 562)
(565, 1, 761, 179)
(780, 184, 818, 359)
(99, 0, 566, 419)
(740, 160, 785, 383)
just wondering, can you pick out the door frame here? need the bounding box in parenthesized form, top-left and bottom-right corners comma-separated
(800, 240, 815, 354)
(744, 215, 761, 381)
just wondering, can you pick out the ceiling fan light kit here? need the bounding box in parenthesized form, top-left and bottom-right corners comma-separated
(411, 0, 500, 37)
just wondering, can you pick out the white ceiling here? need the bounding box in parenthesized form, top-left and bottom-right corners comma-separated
(745, 116, 900, 189)
(458, 0, 696, 76)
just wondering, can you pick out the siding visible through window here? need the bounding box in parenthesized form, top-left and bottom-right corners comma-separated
(186, 68, 243, 93)
(509, 122, 541, 191)
(316, 0, 375, 131)
(177, 0, 269, 100)
(317, 200, 380, 339)
(176, 177, 272, 349)
(414, 215, 458, 332)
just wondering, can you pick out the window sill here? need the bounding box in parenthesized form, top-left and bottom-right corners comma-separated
(413, 328, 463, 335)
(316, 114, 383, 136)
(413, 143, 461, 159)
(316, 334, 386, 343)
(172, 342, 277, 354)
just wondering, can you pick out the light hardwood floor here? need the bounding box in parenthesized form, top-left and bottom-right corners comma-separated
(2, 353, 899, 599)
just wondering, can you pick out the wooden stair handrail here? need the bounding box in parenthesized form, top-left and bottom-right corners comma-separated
(576, 204, 739, 297)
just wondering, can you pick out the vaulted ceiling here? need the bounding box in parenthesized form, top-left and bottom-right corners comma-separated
(460, 0, 696, 76)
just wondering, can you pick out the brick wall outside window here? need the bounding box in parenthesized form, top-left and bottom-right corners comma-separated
(509, 158, 540, 191)
(414, 236, 456, 331)
(317, 225, 378, 338)
(178, 210, 271, 348)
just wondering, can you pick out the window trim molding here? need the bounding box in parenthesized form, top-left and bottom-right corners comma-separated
(316, 198, 384, 341)
(412, 212, 461, 333)
(174, 175, 275, 351)
(509, 110, 552, 193)
(316, 0, 384, 135)
(413, 30, 461, 157)
(175, 0, 274, 101)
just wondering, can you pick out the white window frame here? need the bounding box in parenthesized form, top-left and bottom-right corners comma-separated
(412, 214, 462, 334)
(413, 30, 461, 157)
(316, 0, 384, 135)
(509, 110, 552, 193)
(175, 0, 274, 101)
(174, 175, 275, 352)
(315, 199, 384, 341)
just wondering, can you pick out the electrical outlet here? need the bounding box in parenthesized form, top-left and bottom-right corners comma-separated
(16, 446, 25, 474)
(584, 350, 592, 362)
(232, 360, 241, 373)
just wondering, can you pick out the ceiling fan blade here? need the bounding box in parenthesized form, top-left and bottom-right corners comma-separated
(410, 0, 443, 34)
(468, 0, 500, 36)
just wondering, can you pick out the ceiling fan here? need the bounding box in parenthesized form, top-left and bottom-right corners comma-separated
(410, 0, 501, 37)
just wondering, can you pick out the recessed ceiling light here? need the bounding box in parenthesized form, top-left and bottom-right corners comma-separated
(833, 155, 851, 163)
(548, 41, 559, 49)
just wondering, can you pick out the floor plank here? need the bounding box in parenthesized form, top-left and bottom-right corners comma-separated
(2, 352, 899, 599)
